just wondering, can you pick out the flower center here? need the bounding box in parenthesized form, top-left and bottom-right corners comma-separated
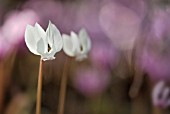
(48, 44, 51, 52)
(80, 45, 83, 51)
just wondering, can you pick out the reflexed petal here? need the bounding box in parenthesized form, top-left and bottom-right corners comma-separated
(46, 21, 63, 52)
(35, 23, 46, 39)
(71, 31, 80, 53)
(37, 38, 46, 55)
(63, 34, 75, 57)
(162, 87, 170, 100)
(35, 23, 47, 53)
(25, 25, 40, 55)
(152, 81, 165, 105)
(78, 28, 91, 53)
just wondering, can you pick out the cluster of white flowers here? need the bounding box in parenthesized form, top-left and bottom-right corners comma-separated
(25, 21, 91, 61)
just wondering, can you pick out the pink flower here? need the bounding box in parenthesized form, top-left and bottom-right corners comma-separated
(73, 68, 111, 97)
(74, 0, 102, 34)
(139, 8, 170, 81)
(0, 31, 10, 59)
(90, 42, 119, 69)
(23, 0, 63, 28)
(113, 0, 147, 18)
(99, 1, 143, 50)
(141, 50, 170, 81)
(1, 9, 39, 46)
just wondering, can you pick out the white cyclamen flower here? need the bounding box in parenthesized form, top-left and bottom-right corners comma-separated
(62, 28, 91, 61)
(25, 21, 63, 61)
(152, 81, 170, 108)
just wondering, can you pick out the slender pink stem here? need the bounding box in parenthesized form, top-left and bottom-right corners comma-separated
(0, 62, 4, 113)
(58, 57, 70, 114)
(36, 59, 43, 114)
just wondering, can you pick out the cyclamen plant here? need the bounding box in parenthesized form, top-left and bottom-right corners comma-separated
(57, 28, 91, 114)
(25, 21, 63, 114)
(24, 21, 91, 114)
(58, 29, 91, 114)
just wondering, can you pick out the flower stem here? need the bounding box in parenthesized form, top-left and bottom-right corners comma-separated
(58, 57, 70, 114)
(0, 62, 4, 113)
(36, 59, 43, 114)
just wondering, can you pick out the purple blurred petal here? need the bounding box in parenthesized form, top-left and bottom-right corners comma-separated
(99, 2, 143, 50)
(1, 9, 39, 46)
(140, 8, 170, 81)
(90, 42, 119, 69)
(0, 31, 10, 59)
(73, 68, 111, 97)
(23, 0, 63, 28)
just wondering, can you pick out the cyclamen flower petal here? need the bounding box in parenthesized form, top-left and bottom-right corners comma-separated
(47, 21, 63, 52)
(152, 81, 170, 108)
(152, 81, 165, 106)
(25, 21, 63, 61)
(63, 28, 91, 61)
(25, 25, 42, 55)
(62, 34, 78, 57)
(78, 28, 91, 54)
(73, 68, 111, 97)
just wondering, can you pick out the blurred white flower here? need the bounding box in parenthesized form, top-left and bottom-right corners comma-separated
(25, 21, 63, 61)
(152, 81, 170, 109)
(62, 28, 91, 61)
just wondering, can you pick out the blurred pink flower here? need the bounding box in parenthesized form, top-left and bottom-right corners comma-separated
(73, 68, 111, 97)
(152, 81, 170, 109)
(140, 8, 170, 81)
(113, 0, 147, 18)
(99, 2, 143, 50)
(149, 8, 170, 40)
(0, 31, 10, 59)
(74, 1, 102, 34)
(90, 42, 119, 69)
(23, 0, 63, 28)
(141, 50, 170, 81)
(1, 9, 39, 46)
(23, 0, 113, 45)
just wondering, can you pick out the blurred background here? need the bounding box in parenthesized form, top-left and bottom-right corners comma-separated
(1, 0, 170, 114)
